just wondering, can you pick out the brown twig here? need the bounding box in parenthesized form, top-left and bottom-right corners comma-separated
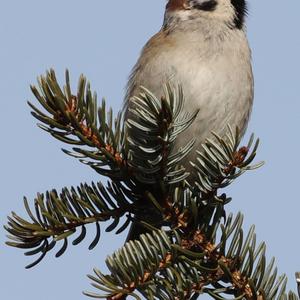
(53, 94, 125, 167)
(181, 230, 255, 300)
(224, 146, 249, 175)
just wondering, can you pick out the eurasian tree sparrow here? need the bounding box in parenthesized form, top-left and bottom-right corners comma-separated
(125, 0, 253, 240)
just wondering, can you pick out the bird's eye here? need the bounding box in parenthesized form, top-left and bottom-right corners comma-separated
(189, 0, 217, 11)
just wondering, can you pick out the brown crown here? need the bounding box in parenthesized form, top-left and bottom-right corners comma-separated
(166, 0, 187, 11)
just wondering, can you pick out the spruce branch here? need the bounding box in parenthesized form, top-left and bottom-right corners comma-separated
(5, 72, 265, 270)
(5, 181, 133, 268)
(27, 72, 200, 235)
(191, 126, 264, 199)
(85, 214, 297, 300)
(6, 74, 203, 268)
(127, 84, 198, 185)
(29, 69, 127, 179)
(161, 130, 262, 242)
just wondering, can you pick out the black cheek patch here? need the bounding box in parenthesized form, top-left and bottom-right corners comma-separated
(192, 0, 217, 11)
(231, 0, 247, 29)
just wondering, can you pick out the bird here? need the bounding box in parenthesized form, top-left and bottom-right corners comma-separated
(124, 0, 253, 240)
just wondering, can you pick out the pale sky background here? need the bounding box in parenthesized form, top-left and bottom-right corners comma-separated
(1, 1, 300, 299)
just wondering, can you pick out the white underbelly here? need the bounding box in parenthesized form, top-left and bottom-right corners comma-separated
(128, 45, 254, 167)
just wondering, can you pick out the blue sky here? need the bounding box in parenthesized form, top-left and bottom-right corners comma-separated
(1, 1, 300, 299)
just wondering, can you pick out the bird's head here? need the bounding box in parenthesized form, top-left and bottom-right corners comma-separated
(165, 0, 247, 29)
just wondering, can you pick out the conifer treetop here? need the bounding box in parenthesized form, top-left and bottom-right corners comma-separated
(5, 70, 299, 300)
